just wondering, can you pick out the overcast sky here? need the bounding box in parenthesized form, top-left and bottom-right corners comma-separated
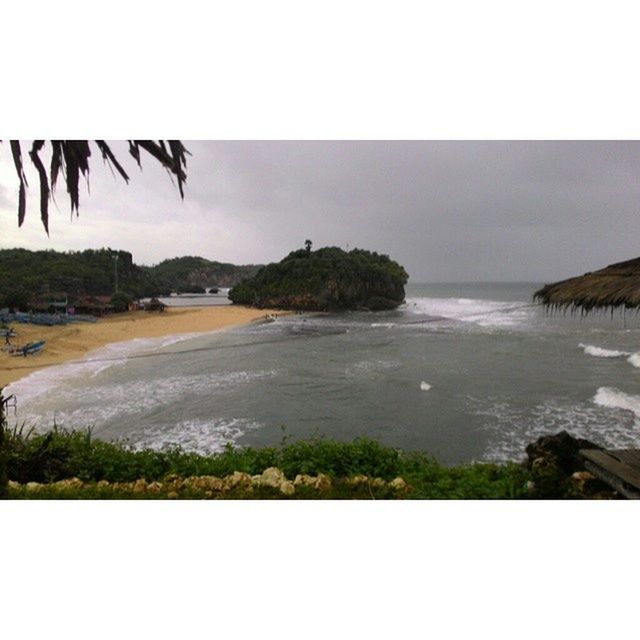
(2, 140, 640, 283)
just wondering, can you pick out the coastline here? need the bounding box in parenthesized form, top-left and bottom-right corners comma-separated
(0, 305, 280, 388)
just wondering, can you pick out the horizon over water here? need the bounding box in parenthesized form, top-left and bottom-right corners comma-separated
(7, 281, 640, 464)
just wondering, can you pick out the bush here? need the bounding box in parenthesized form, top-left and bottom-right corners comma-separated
(1, 426, 535, 499)
(110, 291, 133, 312)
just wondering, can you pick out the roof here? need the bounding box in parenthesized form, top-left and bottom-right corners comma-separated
(534, 256, 640, 312)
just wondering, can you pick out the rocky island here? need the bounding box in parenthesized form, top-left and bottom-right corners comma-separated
(228, 245, 409, 311)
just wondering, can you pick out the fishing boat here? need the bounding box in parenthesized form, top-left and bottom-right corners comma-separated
(10, 340, 46, 357)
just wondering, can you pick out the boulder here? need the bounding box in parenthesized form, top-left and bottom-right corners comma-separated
(260, 467, 286, 488)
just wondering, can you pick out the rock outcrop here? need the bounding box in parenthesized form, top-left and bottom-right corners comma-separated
(228, 246, 408, 312)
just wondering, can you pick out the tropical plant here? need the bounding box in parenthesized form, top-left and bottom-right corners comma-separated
(3, 140, 189, 234)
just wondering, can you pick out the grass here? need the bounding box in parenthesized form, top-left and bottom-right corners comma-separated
(0, 425, 533, 499)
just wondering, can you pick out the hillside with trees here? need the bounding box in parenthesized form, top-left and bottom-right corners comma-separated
(228, 245, 408, 311)
(0, 248, 262, 309)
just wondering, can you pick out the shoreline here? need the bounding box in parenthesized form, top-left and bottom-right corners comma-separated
(0, 305, 283, 389)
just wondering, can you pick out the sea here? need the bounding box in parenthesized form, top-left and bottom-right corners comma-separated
(6, 282, 640, 465)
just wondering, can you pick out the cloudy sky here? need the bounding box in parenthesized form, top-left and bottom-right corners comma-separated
(1, 140, 640, 283)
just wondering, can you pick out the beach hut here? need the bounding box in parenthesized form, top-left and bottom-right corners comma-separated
(534, 256, 640, 314)
(73, 295, 114, 317)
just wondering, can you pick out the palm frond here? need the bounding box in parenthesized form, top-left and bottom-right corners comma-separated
(5, 140, 188, 232)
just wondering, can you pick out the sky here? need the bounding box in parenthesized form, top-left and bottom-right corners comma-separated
(2, 140, 640, 283)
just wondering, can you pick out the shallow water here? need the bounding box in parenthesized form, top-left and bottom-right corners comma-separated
(7, 282, 640, 464)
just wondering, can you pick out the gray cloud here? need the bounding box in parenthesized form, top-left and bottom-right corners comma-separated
(2, 141, 640, 283)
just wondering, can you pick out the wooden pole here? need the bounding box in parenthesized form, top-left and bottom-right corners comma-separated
(0, 388, 7, 498)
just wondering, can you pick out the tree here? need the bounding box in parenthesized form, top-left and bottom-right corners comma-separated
(4, 140, 189, 234)
(304, 239, 312, 254)
(0, 140, 189, 498)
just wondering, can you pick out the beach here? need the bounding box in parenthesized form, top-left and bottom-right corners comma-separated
(0, 306, 276, 388)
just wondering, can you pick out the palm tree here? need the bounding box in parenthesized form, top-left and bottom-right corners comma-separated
(4, 140, 189, 234)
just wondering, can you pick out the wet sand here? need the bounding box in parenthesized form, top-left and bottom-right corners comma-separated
(0, 306, 280, 388)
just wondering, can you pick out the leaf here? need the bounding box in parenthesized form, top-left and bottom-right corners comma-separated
(10, 141, 28, 227)
(95, 141, 129, 182)
(28, 140, 50, 235)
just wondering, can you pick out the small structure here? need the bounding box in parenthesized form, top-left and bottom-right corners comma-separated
(535, 256, 640, 313)
(581, 449, 640, 499)
(72, 295, 114, 317)
(144, 297, 166, 312)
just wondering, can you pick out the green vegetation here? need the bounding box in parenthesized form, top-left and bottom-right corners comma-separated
(110, 291, 133, 312)
(229, 245, 409, 311)
(0, 248, 262, 308)
(1, 426, 532, 499)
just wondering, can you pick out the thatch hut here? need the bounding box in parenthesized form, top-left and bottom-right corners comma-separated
(534, 256, 640, 313)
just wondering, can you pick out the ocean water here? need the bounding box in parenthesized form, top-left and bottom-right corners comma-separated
(7, 282, 640, 464)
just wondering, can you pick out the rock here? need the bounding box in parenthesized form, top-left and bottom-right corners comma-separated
(227, 471, 252, 487)
(97, 480, 110, 489)
(389, 477, 408, 492)
(346, 474, 369, 486)
(293, 474, 316, 487)
(279, 481, 295, 496)
(167, 491, 179, 499)
(133, 479, 148, 493)
(314, 473, 332, 491)
(260, 467, 286, 488)
(524, 431, 604, 498)
(370, 477, 386, 489)
(25, 482, 42, 491)
(147, 481, 163, 493)
(7, 480, 20, 490)
(570, 471, 616, 498)
(525, 431, 601, 475)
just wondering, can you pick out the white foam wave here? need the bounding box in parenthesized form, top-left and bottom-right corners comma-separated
(370, 322, 396, 328)
(405, 296, 532, 328)
(345, 360, 401, 377)
(9, 369, 277, 432)
(128, 417, 263, 455)
(4, 330, 226, 402)
(579, 343, 629, 358)
(420, 381, 431, 391)
(628, 353, 640, 368)
(593, 386, 640, 418)
(474, 394, 640, 463)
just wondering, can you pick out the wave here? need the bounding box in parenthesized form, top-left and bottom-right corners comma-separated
(476, 394, 640, 463)
(420, 381, 431, 391)
(404, 296, 533, 328)
(593, 386, 640, 419)
(578, 343, 640, 368)
(9, 369, 277, 432)
(579, 343, 629, 358)
(128, 417, 263, 455)
(4, 329, 231, 403)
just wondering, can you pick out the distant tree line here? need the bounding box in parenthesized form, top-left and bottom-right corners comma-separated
(0, 248, 262, 310)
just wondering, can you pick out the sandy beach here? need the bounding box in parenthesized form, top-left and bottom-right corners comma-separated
(0, 306, 278, 388)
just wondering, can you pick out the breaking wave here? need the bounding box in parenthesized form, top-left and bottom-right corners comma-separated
(593, 386, 640, 419)
(405, 296, 533, 328)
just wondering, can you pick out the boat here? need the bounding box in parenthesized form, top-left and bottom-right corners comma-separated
(10, 340, 46, 357)
(0, 328, 16, 338)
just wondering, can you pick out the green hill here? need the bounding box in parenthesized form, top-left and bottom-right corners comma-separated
(228, 246, 408, 311)
(0, 248, 261, 309)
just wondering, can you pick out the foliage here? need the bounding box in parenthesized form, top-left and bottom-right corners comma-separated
(110, 291, 133, 313)
(229, 245, 409, 311)
(0, 248, 262, 306)
(4, 140, 188, 234)
(1, 426, 534, 499)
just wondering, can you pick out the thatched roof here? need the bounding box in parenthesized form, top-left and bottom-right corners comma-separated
(534, 256, 640, 313)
